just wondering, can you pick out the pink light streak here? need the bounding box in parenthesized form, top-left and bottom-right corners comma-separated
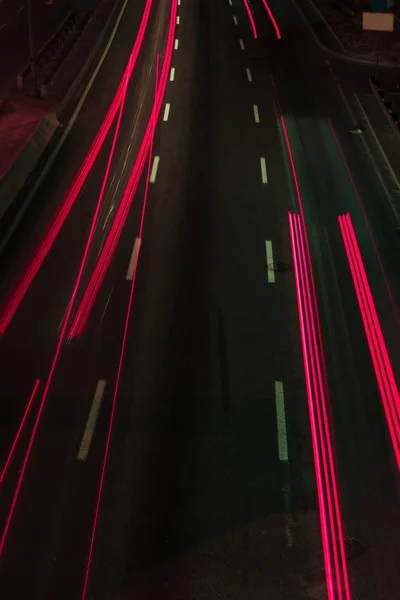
(81, 21, 171, 596)
(338, 213, 400, 470)
(281, 113, 350, 597)
(0, 0, 153, 335)
(243, 0, 258, 38)
(328, 119, 400, 327)
(68, 0, 177, 338)
(0, 379, 40, 489)
(260, 0, 281, 39)
(0, 46, 134, 561)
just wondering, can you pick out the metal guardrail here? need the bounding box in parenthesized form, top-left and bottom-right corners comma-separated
(17, 10, 92, 96)
(369, 76, 400, 144)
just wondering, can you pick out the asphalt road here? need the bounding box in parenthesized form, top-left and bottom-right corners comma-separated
(0, 0, 399, 598)
(0, 0, 76, 98)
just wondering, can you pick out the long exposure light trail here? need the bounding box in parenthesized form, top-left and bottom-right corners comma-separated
(328, 120, 400, 327)
(282, 113, 350, 598)
(338, 213, 400, 470)
(68, 0, 177, 338)
(0, 49, 134, 561)
(0, 0, 153, 335)
(81, 1, 176, 592)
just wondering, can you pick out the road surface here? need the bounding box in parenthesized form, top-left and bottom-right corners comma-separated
(0, 0, 399, 598)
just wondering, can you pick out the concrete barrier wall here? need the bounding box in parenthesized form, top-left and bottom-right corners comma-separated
(0, 112, 59, 220)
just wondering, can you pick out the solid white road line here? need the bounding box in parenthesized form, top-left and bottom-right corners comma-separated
(174, 38, 179, 50)
(260, 157, 268, 183)
(233, 15, 238, 25)
(275, 381, 288, 461)
(246, 68, 252, 82)
(170, 67, 175, 81)
(163, 103, 170, 121)
(253, 104, 260, 123)
(126, 237, 142, 280)
(77, 380, 107, 461)
(239, 38, 245, 50)
(150, 156, 160, 183)
(265, 240, 275, 283)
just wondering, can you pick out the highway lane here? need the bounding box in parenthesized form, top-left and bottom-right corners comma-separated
(83, 0, 325, 598)
(83, 0, 400, 599)
(0, 0, 170, 597)
(266, 0, 400, 597)
(0, 0, 75, 97)
(0, 0, 399, 598)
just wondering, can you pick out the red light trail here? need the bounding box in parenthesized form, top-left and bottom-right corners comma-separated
(243, 0, 258, 38)
(68, 0, 177, 338)
(260, 0, 281, 39)
(328, 119, 400, 328)
(81, 2, 175, 590)
(0, 379, 40, 489)
(281, 108, 350, 598)
(0, 45, 134, 561)
(0, 0, 153, 335)
(338, 213, 400, 470)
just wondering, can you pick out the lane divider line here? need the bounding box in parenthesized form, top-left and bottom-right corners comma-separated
(253, 104, 260, 123)
(265, 240, 275, 283)
(246, 67, 252, 82)
(149, 156, 160, 183)
(126, 237, 142, 281)
(275, 381, 288, 461)
(338, 213, 400, 469)
(81, 48, 166, 600)
(233, 15, 238, 25)
(260, 157, 268, 183)
(77, 380, 107, 461)
(170, 67, 175, 81)
(239, 38, 245, 50)
(174, 38, 178, 49)
(163, 102, 170, 121)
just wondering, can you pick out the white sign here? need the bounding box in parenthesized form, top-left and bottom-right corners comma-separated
(362, 12, 394, 32)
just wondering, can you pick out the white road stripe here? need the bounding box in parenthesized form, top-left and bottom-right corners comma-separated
(176, 15, 180, 24)
(246, 67, 252, 82)
(239, 38, 245, 50)
(233, 15, 238, 25)
(253, 104, 260, 123)
(77, 380, 107, 461)
(265, 240, 275, 283)
(163, 103, 170, 121)
(229, 0, 232, 5)
(126, 237, 142, 280)
(260, 157, 268, 183)
(149, 156, 160, 183)
(178, 0, 180, 4)
(275, 381, 288, 461)
(174, 38, 179, 50)
(170, 67, 175, 81)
